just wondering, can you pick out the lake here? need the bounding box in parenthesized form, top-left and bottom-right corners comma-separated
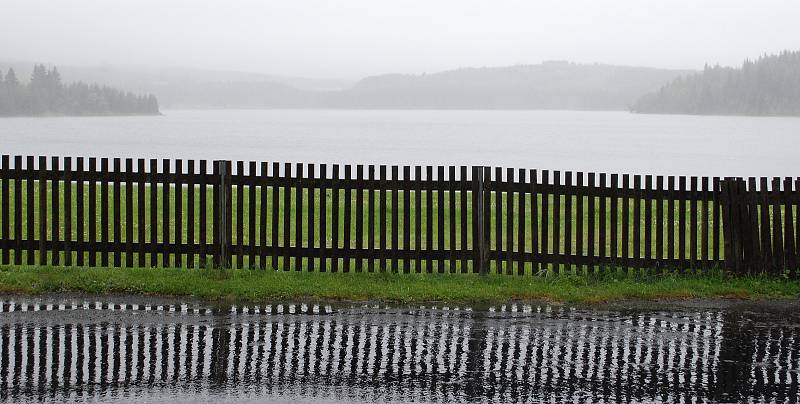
(1, 295, 799, 403)
(1, 109, 798, 178)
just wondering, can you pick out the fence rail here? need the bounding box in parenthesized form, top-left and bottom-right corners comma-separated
(0, 155, 797, 275)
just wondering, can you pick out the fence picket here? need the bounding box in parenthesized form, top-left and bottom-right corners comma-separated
(356, 165, 364, 272)
(633, 175, 641, 270)
(530, 169, 539, 273)
(506, 168, 514, 275)
(52, 156, 61, 266)
(393, 166, 400, 272)
(679, 176, 687, 271)
(449, 166, 457, 274)
(667, 176, 675, 267)
(576, 172, 584, 272)
(298, 163, 305, 272)
(415, 166, 422, 272)
(319, 164, 327, 272)
(0, 156, 7, 265)
(746, 177, 760, 273)
(553, 171, 561, 272)
(283, 162, 292, 271)
(199, 160, 208, 268)
(437, 166, 445, 273)
(518, 169, 527, 275)
(162, 159, 171, 268)
(598, 173, 607, 264)
(645, 175, 653, 265)
(14, 156, 23, 266)
(712, 177, 721, 264)
(759, 178, 773, 273)
(259, 162, 268, 269)
(248, 161, 256, 268)
(426, 166, 433, 273)
(137, 159, 145, 267)
(610, 174, 618, 268)
(187, 160, 195, 268)
(343, 165, 351, 273)
(308, 164, 316, 271)
(565, 171, 573, 272)
(175, 159, 184, 268)
(125, 159, 133, 267)
(656, 176, 664, 263)
(379, 165, 387, 272)
(621, 174, 629, 269)
(89, 158, 98, 267)
(367, 165, 375, 272)
(65, 157, 73, 266)
(112, 158, 121, 267)
(406, 166, 413, 274)
(690, 176, 698, 270)
(39, 156, 47, 266)
(587, 172, 595, 266)
(701, 177, 709, 268)
(772, 178, 785, 273)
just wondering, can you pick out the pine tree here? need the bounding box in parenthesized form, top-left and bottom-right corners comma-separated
(4, 68, 19, 87)
(0, 69, 6, 116)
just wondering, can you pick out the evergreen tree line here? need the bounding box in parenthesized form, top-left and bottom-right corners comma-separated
(632, 50, 800, 116)
(0, 65, 160, 116)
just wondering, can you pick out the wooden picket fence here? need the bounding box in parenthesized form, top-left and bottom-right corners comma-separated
(0, 155, 797, 275)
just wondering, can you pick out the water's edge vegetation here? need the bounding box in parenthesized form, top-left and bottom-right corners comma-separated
(0, 65, 160, 117)
(1, 265, 798, 304)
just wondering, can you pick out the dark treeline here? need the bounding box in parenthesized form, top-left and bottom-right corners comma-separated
(0, 65, 160, 116)
(632, 50, 800, 116)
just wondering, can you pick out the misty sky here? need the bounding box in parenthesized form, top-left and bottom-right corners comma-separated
(2, 0, 798, 79)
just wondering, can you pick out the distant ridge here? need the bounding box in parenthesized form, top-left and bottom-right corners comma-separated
(324, 61, 694, 110)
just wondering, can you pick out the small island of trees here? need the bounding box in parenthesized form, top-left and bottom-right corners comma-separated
(632, 50, 800, 116)
(0, 65, 160, 117)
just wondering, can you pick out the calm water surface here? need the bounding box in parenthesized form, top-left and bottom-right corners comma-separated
(1, 296, 799, 403)
(1, 109, 798, 177)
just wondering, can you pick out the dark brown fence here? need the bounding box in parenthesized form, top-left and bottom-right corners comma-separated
(0, 155, 797, 275)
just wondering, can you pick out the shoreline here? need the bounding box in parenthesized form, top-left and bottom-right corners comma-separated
(2, 266, 799, 305)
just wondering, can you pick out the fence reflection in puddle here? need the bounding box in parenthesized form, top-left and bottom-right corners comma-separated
(0, 299, 798, 403)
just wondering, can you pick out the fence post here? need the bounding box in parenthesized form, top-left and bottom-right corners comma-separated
(473, 166, 488, 275)
(472, 166, 486, 274)
(215, 160, 232, 268)
(720, 179, 732, 273)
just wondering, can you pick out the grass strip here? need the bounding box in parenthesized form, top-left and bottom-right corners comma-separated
(1, 265, 799, 304)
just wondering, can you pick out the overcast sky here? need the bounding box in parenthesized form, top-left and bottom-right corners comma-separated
(1, 0, 798, 79)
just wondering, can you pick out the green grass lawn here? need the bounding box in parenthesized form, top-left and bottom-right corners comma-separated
(1, 265, 798, 304)
(2, 181, 736, 263)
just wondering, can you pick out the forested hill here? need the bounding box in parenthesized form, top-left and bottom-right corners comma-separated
(324, 62, 692, 110)
(0, 65, 159, 116)
(632, 51, 800, 116)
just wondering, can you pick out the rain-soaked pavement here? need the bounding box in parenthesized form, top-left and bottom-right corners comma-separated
(0, 295, 799, 403)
